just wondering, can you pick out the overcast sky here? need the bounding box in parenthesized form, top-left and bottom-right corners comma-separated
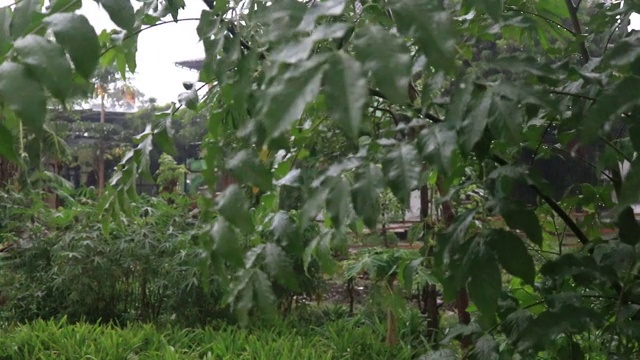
(0, 0, 639, 105)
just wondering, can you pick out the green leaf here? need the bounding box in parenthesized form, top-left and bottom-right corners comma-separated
(14, 35, 73, 102)
(263, 243, 299, 291)
(616, 206, 640, 246)
(323, 52, 367, 139)
(383, 144, 420, 206)
(48, 0, 83, 13)
(10, 0, 41, 38)
(252, 269, 278, 320)
(462, 89, 492, 152)
(420, 349, 456, 360)
(498, 202, 543, 246)
(215, 184, 254, 233)
(620, 159, 640, 208)
(630, 121, 640, 153)
(351, 164, 384, 230)
(468, 240, 501, 319)
(584, 77, 640, 141)
(259, 57, 326, 139)
(389, 0, 457, 74)
(96, 0, 135, 29)
(226, 150, 273, 191)
(0, 62, 46, 132)
(0, 122, 18, 162)
(304, 229, 337, 274)
(326, 176, 352, 229)
(487, 229, 535, 285)
(475, 0, 502, 21)
(418, 123, 457, 175)
(178, 88, 198, 110)
(0, 7, 12, 56)
(352, 24, 412, 104)
(152, 114, 177, 156)
(44, 13, 100, 79)
(210, 218, 244, 267)
(469, 335, 499, 360)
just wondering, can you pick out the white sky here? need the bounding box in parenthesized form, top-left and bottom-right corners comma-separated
(0, 1, 639, 106)
(76, 0, 208, 105)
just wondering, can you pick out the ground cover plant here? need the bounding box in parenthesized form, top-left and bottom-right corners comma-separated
(2, 0, 640, 358)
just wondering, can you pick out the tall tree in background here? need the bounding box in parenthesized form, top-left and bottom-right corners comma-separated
(92, 66, 142, 193)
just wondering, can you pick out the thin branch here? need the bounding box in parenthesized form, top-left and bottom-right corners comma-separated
(530, 121, 554, 166)
(491, 154, 590, 246)
(599, 135, 633, 163)
(549, 90, 595, 101)
(546, 144, 615, 182)
(504, 6, 576, 36)
(100, 18, 201, 57)
(603, 21, 623, 55)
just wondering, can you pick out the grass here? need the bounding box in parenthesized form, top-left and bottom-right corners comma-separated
(0, 313, 423, 360)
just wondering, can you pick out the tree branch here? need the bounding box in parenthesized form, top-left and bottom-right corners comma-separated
(491, 154, 590, 245)
(504, 6, 576, 36)
(564, 0, 590, 63)
(369, 86, 591, 246)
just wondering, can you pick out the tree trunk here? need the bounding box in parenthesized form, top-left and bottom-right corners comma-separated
(0, 158, 18, 189)
(420, 184, 440, 342)
(98, 94, 106, 195)
(437, 176, 472, 350)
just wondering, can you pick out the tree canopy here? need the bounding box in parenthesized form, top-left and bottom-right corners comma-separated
(2, 0, 640, 357)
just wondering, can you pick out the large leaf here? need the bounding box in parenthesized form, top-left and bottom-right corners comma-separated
(418, 123, 457, 175)
(468, 240, 502, 319)
(10, 0, 41, 38)
(469, 335, 499, 360)
(0, 122, 18, 162)
(498, 201, 543, 246)
(44, 13, 100, 79)
(0, 62, 46, 131)
(325, 176, 352, 229)
(584, 76, 640, 141)
(487, 229, 535, 285)
(215, 184, 254, 233)
(323, 52, 367, 139)
(262, 243, 299, 291)
(210, 218, 244, 267)
(382, 144, 420, 206)
(225, 150, 272, 191)
(617, 206, 640, 246)
(620, 159, 640, 208)
(304, 229, 337, 274)
(389, 0, 457, 73)
(259, 57, 326, 139)
(462, 89, 492, 152)
(96, 0, 135, 30)
(14, 35, 73, 102)
(352, 24, 412, 104)
(351, 164, 384, 230)
(0, 7, 11, 56)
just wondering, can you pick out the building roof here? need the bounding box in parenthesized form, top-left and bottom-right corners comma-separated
(175, 59, 204, 71)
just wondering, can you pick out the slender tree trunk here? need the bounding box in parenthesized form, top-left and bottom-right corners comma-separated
(420, 184, 440, 342)
(98, 93, 106, 195)
(437, 176, 472, 350)
(385, 273, 398, 346)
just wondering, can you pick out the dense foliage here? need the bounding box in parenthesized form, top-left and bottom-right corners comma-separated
(2, 0, 640, 358)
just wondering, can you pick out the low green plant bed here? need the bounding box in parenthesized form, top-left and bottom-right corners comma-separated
(0, 317, 421, 359)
